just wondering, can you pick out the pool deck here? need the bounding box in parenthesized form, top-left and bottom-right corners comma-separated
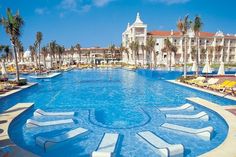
(0, 103, 38, 157)
(0, 82, 38, 99)
(167, 80, 236, 101)
(187, 97, 236, 157)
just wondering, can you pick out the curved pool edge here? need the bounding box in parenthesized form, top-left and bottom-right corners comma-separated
(0, 82, 38, 100)
(0, 103, 38, 157)
(187, 97, 236, 157)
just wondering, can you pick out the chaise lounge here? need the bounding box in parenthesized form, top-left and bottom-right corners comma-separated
(92, 133, 120, 157)
(137, 131, 184, 157)
(26, 119, 76, 128)
(36, 127, 88, 151)
(165, 111, 209, 121)
(161, 123, 213, 141)
(33, 109, 76, 117)
(159, 103, 194, 112)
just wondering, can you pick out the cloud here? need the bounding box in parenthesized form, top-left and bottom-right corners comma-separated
(93, 0, 113, 7)
(149, 0, 190, 5)
(60, 0, 77, 10)
(57, 0, 113, 17)
(35, 8, 50, 15)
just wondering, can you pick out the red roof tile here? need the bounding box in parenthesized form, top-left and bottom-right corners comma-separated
(147, 30, 215, 38)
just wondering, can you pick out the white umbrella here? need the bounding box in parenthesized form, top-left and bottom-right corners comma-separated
(1, 62, 8, 78)
(191, 61, 198, 72)
(217, 62, 225, 75)
(202, 60, 212, 74)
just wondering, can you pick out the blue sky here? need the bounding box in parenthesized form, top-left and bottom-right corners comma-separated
(0, 0, 236, 49)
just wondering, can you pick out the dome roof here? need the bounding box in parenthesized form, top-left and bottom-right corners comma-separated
(24, 50, 31, 58)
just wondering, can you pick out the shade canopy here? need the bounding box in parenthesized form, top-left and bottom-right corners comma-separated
(217, 62, 225, 75)
(191, 61, 198, 72)
(202, 60, 212, 74)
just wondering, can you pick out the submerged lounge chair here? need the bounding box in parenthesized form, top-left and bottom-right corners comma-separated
(36, 127, 88, 151)
(92, 133, 120, 157)
(161, 123, 213, 141)
(26, 119, 75, 128)
(137, 131, 184, 157)
(159, 103, 194, 112)
(166, 111, 209, 121)
(33, 109, 76, 117)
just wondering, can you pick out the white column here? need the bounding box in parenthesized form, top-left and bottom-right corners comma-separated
(212, 38, 216, 63)
(220, 38, 224, 62)
(198, 38, 201, 63)
(226, 40, 230, 63)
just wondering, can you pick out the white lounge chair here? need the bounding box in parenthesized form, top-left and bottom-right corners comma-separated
(36, 127, 88, 151)
(159, 103, 194, 112)
(26, 119, 75, 128)
(161, 123, 213, 141)
(166, 111, 209, 121)
(92, 133, 119, 157)
(33, 109, 76, 117)
(137, 131, 184, 157)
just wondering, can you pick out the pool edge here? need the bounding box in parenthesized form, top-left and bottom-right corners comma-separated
(0, 103, 38, 157)
(187, 97, 236, 157)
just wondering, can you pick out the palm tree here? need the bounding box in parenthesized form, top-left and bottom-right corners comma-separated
(192, 15, 203, 76)
(3, 46, 11, 62)
(41, 46, 48, 68)
(134, 41, 139, 65)
(15, 39, 23, 62)
(215, 45, 223, 63)
(119, 44, 126, 62)
(177, 15, 190, 78)
(0, 8, 24, 82)
(190, 46, 197, 61)
(29, 45, 35, 63)
(162, 38, 172, 70)
(109, 44, 116, 61)
(129, 41, 139, 65)
(49, 41, 56, 69)
(146, 36, 156, 68)
(141, 43, 146, 66)
(57, 44, 65, 69)
(75, 43, 81, 63)
(36, 32, 42, 71)
(129, 41, 135, 65)
(207, 46, 214, 63)
(70, 46, 75, 62)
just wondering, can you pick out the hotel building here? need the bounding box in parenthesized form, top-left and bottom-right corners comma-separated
(122, 13, 236, 66)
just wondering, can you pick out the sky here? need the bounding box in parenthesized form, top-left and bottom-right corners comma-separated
(0, 0, 236, 49)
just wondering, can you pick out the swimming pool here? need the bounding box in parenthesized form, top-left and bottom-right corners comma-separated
(5, 69, 235, 156)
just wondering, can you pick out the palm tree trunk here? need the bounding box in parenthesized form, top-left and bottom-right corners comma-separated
(38, 43, 41, 72)
(50, 53, 53, 69)
(12, 44, 20, 82)
(196, 37, 199, 76)
(184, 36, 187, 78)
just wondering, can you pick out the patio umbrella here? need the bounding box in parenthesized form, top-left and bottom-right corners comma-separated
(1, 62, 8, 78)
(191, 61, 198, 72)
(202, 59, 212, 75)
(217, 62, 225, 75)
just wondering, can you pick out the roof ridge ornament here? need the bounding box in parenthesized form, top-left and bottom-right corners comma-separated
(134, 12, 143, 24)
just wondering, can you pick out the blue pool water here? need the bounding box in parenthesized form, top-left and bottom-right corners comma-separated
(3, 69, 236, 156)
